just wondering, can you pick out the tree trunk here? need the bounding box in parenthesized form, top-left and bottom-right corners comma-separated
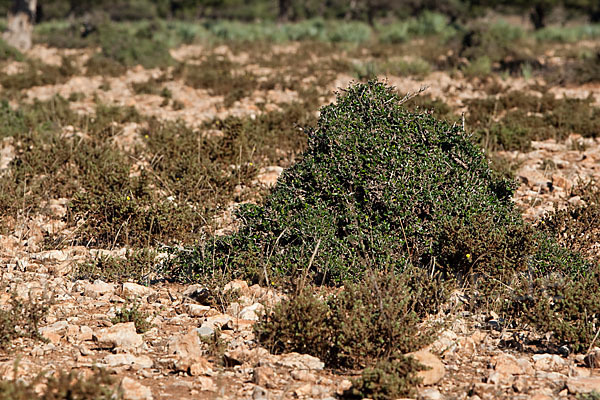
(530, 4, 546, 30)
(278, 0, 291, 22)
(3, 0, 37, 51)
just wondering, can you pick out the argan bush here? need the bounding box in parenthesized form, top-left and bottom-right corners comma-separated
(255, 269, 447, 369)
(169, 80, 531, 285)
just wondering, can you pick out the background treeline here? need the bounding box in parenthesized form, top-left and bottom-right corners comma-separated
(0, 0, 599, 28)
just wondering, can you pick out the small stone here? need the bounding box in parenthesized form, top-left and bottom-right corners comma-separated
(104, 354, 153, 369)
(276, 353, 324, 371)
(121, 377, 153, 400)
(182, 284, 211, 304)
(420, 387, 444, 400)
(224, 279, 249, 293)
(189, 357, 213, 376)
(239, 303, 264, 321)
(407, 350, 445, 385)
(533, 354, 566, 371)
(122, 283, 155, 298)
(197, 376, 216, 392)
(254, 366, 276, 388)
(196, 324, 215, 338)
(94, 322, 143, 350)
(252, 385, 268, 400)
(184, 303, 212, 317)
(167, 329, 204, 372)
(78, 326, 93, 341)
(291, 369, 316, 382)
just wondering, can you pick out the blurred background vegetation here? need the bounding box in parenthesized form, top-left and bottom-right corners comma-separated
(0, 0, 598, 28)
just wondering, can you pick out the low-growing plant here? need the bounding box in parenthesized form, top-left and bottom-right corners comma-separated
(75, 249, 158, 284)
(0, 367, 120, 400)
(88, 22, 174, 70)
(503, 264, 600, 353)
(111, 298, 153, 333)
(341, 356, 424, 400)
(174, 55, 256, 107)
(0, 39, 24, 62)
(255, 269, 447, 369)
(0, 57, 78, 91)
(0, 292, 50, 350)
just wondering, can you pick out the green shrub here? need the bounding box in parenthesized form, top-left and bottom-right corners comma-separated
(0, 57, 78, 91)
(0, 367, 120, 400)
(503, 264, 600, 353)
(169, 80, 529, 285)
(111, 298, 153, 333)
(0, 292, 49, 349)
(0, 38, 23, 62)
(90, 22, 174, 69)
(76, 248, 158, 283)
(341, 357, 424, 400)
(255, 269, 445, 368)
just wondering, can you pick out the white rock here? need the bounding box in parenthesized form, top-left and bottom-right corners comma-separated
(121, 377, 153, 400)
(276, 353, 324, 371)
(122, 282, 155, 298)
(104, 354, 153, 369)
(184, 303, 212, 317)
(94, 322, 143, 350)
(239, 303, 265, 321)
(167, 329, 204, 372)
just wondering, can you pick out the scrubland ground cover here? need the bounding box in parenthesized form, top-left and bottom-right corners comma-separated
(1, 10, 600, 400)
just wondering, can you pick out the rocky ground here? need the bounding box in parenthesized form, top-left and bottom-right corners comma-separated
(1, 43, 600, 400)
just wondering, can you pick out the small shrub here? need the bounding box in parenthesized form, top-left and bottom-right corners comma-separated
(111, 298, 153, 333)
(461, 56, 491, 78)
(537, 183, 600, 265)
(255, 269, 446, 369)
(91, 22, 174, 69)
(0, 39, 23, 62)
(379, 57, 432, 78)
(0, 57, 78, 90)
(503, 264, 600, 353)
(174, 55, 256, 106)
(0, 367, 120, 400)
(341, 356, 424, 400)
(0, 292, 49, 349)
(76, 249, 158, 284)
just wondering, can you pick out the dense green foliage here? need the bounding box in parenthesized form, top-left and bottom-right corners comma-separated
(170, 80, 531, 284)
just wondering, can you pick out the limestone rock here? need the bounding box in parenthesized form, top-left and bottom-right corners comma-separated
(167, 329, 204, 372)
(104, 354, 153, 369)
(94, 322, 143, 350)
(408, 350, 445, 385)
(121, 377, 153, 400)
(122, 283, 155, 298)
(567, 376, 600, 394)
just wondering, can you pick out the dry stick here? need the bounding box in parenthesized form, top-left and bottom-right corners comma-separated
(398, 85, 429, 106)
(264, 228, 288, 288)
(586, 325, 600, 357)
(297, 239, 322, 295)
